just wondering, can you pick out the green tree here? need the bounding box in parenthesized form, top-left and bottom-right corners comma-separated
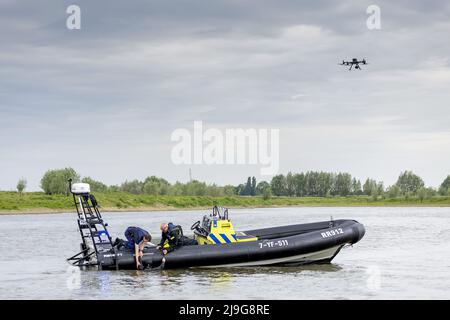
(286, 172, 295, 196)
(256, 181, 270, 195)
(184, 180, 207, 196)
(439, 175, 450, 195)
(351, 178, 362, 195)
(386, 185, 400, 198)
(169, 182, 186, 195)
(271, 174, 287, 196)
(262, 187, 272, 200)
(143, 181, 159, 195)
(205, 183, 224, 197)
(223, 185, 237, 196)
(251, 176, 257, 196)
(319, 172, 334, 197)
(143, 176, 170, 195)
(376, 182, 384, 198)
(293, 173, 306, 196)
(335, 173, 352, 196)
(241, 177, 253, 196)
(235, 184, 245, 195)
(120, 180, 143, 194)
(417, 187, 429, 202)
(17, 178, 27, 194)
(108, 185, 120, 192)
(82, 177, 107, 192)
(363, 178, 377, 196)
(395, 171, 425, 195)
(417, 187, 436, 202)
(305, 171, 320, 196)
(41, 168, 80, 195)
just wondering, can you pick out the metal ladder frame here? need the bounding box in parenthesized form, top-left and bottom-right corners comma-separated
(67, 180, 116, 269)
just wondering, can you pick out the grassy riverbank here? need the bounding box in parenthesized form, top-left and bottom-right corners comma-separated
(1, 191, 450, 214)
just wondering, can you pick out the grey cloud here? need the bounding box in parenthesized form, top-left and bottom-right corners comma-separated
(1, 1, 449, 190)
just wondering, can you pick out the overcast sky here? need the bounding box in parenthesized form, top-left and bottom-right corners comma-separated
(1, 0, 449, 191)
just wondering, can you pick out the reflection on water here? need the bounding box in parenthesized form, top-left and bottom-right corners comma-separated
(115, 273, 148, 289)
(77, 264, 345, 298)
(157, 264, 344, 293)
(1, 207, 449, 299)
(162, 264, 343, 279)
(97, 272, 111, 295)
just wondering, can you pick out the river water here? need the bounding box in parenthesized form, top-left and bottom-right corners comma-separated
(0, 207, 449, 299)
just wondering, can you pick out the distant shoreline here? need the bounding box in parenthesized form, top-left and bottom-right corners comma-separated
(1, 201, 450, 216)
(1, 191, 449, 215)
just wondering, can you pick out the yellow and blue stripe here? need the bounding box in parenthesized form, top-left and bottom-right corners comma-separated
(208, 233, 237, 244)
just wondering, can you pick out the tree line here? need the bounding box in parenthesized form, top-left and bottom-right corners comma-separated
(237, 171, 450, 200)
(38, 168, 236, 197)
(16, 167, 450, 199)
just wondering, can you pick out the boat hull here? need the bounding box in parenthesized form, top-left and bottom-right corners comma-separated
(96, 219, 365, 270)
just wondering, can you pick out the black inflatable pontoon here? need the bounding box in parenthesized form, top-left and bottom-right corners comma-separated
(67, 181, 365, 270)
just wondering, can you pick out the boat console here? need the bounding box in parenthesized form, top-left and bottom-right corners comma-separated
(192, 206, 258, 245)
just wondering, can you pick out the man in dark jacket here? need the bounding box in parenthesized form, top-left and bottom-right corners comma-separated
(123, 226, 152, 269)
(156, 223, 197, 255)
(156, 223, 178, 254)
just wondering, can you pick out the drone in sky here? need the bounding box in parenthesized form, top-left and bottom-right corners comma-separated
(339, 58, 368, 70)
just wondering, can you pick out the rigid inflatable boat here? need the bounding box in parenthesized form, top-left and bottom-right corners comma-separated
(67, 181, 365, 270)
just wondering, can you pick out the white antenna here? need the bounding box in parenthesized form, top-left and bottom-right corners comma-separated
(189, 168, 192, 182)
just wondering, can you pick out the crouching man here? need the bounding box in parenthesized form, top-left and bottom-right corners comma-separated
(156, 223, 197, 255)
(121, 226, 152, 269)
